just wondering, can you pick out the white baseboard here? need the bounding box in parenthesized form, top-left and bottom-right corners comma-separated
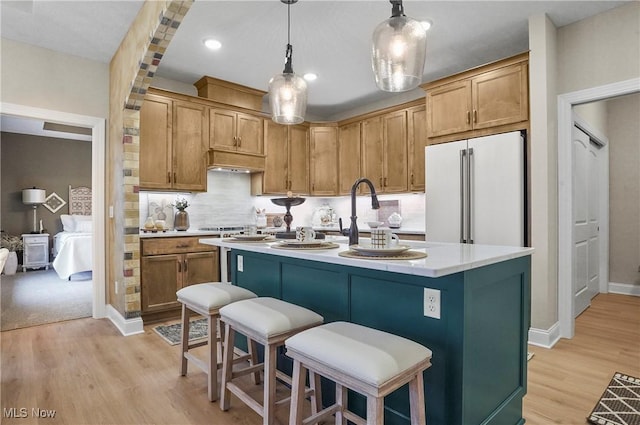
(106, 304, 144, 336)
(608, 282, 640, 296)
(528, 322, 561, 349)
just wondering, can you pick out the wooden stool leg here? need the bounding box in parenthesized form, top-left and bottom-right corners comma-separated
(263, 343, 278, 425)
(289, 359, 307, 425)
(249, 338, 261, 385)
(309, 371, 322, 417)
(367, 396, 384, 425)
(180, 304, 190, 376)
(409, 372, 426, 425)
(220, 322, 236, 411)
(207, 314, 218, 402)
(335, 383, 347, 425)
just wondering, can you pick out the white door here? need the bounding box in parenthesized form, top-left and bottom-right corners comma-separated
(573, 125, 601, 317)
(425, 140, 467, 242)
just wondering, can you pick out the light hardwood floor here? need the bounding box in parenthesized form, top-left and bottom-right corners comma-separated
(1, 293, 638, 424)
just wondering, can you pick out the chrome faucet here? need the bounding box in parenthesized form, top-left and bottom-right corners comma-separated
(348, 178, 380, 246)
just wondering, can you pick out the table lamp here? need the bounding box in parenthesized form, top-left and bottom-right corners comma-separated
(22, 187, 46, 233)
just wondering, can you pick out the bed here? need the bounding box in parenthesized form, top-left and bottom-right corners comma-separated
(52, 186, 92, 279)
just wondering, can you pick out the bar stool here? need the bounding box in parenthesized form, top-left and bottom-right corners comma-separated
(219, 297, 324, 425)
(285, 321, 433, 425)
(176, 282, 257, 402)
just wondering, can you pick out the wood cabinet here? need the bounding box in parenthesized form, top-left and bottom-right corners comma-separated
(424, 54, 528, 142)
(361, 110, 408, 194)
(141, 236, 219, 319)
(256, 120, 309, 195)
(407, 105, 427, 191)
(140, 94, 208, 191)
(338, 121, 361, 195)
(309, 126, 338, 196)
(209, 108, 263, 155)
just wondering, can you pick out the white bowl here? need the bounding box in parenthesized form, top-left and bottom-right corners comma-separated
(367, 221, 384, 228)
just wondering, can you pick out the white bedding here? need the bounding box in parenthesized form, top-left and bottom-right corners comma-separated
(52, 232, 92, 279)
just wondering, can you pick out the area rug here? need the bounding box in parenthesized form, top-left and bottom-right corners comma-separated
(153, 318, 208, 346)
(588, 372, 640, 425)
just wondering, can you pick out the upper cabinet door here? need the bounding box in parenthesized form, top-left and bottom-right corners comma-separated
(426, 80, 472, 138)
(209, 109, 237, 150)
(288, 125, 310, 195)
(263, 120, 289, 194)
(472, 63, 528, 130)
(338, 122, 361, 195)
(382, 110, 408, 193)
(361, 116, 384, 194)
(235, 112, 264, 155)
(310, 126, 338, 196)
(172, 101, 207, 191)
(408, 105, 427, 191)
(140, 95, 173, 190)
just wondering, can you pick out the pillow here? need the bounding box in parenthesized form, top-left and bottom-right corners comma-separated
(60, 214, 75, 232)
(75, 220, 93, 233)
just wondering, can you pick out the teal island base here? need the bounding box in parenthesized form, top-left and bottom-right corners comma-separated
(226, 248, 531, 425)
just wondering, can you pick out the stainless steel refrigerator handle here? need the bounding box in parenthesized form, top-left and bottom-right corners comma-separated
(460, 149, 465, 243)
(467, 147, 474, 244)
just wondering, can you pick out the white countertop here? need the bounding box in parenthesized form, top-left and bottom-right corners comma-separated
(313, 226, 425, 235)
(139, 229, 225, 238)
(200, 236, 534, 278)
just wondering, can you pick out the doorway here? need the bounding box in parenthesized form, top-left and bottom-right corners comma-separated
(558, 77, 640, 339)
(0, 102, 106, 319)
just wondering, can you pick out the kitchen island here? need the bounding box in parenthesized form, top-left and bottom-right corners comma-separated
(200, 237, 533, 425)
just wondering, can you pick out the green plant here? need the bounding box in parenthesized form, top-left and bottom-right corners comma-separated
(1, 233, 23, 252)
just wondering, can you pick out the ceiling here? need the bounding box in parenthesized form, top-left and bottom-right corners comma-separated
(0, 0, 630, 132)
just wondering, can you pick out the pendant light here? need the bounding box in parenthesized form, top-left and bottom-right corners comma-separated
(371, 0, 427, 92)
(268, 0, 307, 125)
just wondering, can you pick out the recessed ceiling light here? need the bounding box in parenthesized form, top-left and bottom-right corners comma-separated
(421, 20, 433, 31)
(303, 73, 317, 82)
(203, 38, 222, 50)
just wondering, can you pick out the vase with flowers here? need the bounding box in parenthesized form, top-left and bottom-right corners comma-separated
(1, 232, 23, 275)
(171, 197, 190, 231)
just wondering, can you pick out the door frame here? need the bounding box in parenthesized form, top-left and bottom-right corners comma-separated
(557, 77, 639, 339)
(1, 102, 107, 319)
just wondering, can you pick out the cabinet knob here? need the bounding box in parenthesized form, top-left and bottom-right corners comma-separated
(177, 260, 181, 273)
(466, 111, 471, 124)
(183, 259, 188, 273)
(473, 109, 477, 123)
(167, 171, 171, 183)
(237, 136, 241, 147)
(384, 177, 388, 187)
(173, 172, 177, 183)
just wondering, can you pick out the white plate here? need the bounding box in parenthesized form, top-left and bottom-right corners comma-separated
(231, 234, 271, 241)
(350, 244, 411, 256)
(277, 239, 326, 246)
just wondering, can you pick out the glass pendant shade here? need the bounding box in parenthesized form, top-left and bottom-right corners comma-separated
(269, 71, 307, 125)
(372, 11, 427, 92)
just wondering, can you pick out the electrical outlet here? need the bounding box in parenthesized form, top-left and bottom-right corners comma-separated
(423, 288, 441, 319)
(114, 280, 119, 295)
(237, 255, 243, 272)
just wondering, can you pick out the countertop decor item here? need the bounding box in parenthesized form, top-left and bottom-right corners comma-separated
(172, 196, 190, 231)
(271, 197, 305, 236)
(388, 212, 403, 228)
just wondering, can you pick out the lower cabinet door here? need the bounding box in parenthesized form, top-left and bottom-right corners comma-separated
(183, 251, 219, 286)
(141, 254, 181, 313)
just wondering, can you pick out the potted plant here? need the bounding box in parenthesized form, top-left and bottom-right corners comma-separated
(171, 197, 190, 231)
(1, 233, 23, 275)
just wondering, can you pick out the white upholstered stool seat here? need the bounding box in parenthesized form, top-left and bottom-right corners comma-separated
(176, 282, 257, 402)
(285, 321, 433, 425)
(219, 297, 324, 425)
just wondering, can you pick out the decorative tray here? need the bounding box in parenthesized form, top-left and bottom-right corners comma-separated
(271, 241, 339, 250)
(338, 250, 427, 260)
(140, 228, 168, 233)
(349, 244, 411, 256)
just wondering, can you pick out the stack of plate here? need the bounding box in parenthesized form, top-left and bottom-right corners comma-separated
(348, 244, 411, 257)
(230, 234, 273, 242)
(272, 240, 337, 249)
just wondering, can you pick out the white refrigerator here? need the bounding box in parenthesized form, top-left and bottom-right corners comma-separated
(425, 131, 525, 246)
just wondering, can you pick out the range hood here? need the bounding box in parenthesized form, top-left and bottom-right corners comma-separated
(207, 148, 265, 173)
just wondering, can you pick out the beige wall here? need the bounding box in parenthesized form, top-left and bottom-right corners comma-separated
(1, 133, 91, 236)
(0, 39, 108, 118)
(574, 102, 609, 137)
(607, 93, 640, 286)
(528, 2, 640, 332)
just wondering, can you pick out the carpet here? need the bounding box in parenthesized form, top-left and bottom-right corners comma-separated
(1, 269, 92, 331)
(153, 318, 209, 345)
(588, 372, 640, 425)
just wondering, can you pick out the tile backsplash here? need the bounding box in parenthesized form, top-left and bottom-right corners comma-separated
(140, 170, 426, 231)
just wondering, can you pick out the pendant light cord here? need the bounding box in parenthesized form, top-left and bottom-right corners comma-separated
(283, 1, 294, 74)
